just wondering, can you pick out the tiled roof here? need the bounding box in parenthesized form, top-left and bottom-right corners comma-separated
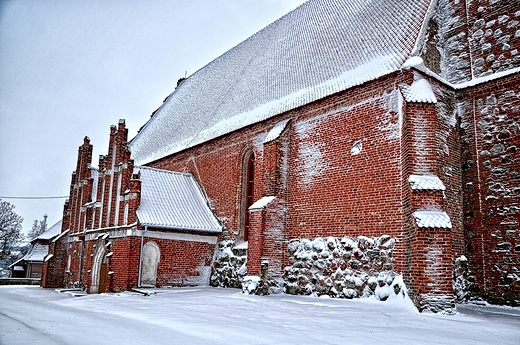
(413, 210, 452, 229)
(37, 220, 62, 240)
(129, 0, 433, 165)
(400, 77, 437, 103)
(22, 242, 49, 262)
(136, 166, 222, 232)
(408, 175, 446, 191)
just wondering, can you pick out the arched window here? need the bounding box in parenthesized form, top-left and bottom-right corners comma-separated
(241, 150, 255, 241)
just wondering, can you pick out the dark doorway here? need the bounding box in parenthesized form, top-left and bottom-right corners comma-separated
(98, 262, 107, 293)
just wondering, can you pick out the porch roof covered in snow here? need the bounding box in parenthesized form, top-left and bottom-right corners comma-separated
(129, 0, 434, 165)
(135, 166, 222, 233)
(9, 243, 49, 268)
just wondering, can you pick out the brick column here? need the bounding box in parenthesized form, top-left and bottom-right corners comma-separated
(247, 208, 265, 276)
(401, 68, 456, 312)
(246, 196, 286, 278)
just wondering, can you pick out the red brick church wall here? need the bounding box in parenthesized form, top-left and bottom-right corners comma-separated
(149, 73, 413, 278)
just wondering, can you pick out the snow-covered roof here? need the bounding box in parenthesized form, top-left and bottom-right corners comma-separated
(408, 175, 445, 191)
(413, 210, 452, 229)
(13, 243, 50, 264)
(36, 220, 62, 241)
(136, 166, 222, 232)
(400, 77, 437, 103)
(53, 229, 69, 243)
(249, 196, 276, 211)
(129, 0, 433, 165)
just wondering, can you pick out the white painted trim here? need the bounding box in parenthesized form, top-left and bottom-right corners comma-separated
(139, 230, 218, 244)
(68, 225, 218, 244)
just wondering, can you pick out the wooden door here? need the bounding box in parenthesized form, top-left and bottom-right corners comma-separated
(98, 262, 107, 293)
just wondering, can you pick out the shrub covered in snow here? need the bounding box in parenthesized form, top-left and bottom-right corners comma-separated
(241, 276, 260, 295)
(210, 240, 246, 289)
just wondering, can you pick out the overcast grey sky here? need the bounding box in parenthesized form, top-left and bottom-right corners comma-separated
(0, 0, 307, 234)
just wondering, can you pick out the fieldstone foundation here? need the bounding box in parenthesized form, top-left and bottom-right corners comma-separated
(283, 235, 404, 300)
(211, 235, 409, 302)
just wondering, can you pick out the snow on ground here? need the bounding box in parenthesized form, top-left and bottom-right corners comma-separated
(1, 286, 519, 345)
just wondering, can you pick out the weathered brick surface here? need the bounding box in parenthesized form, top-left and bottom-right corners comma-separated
(149, 74, 410, 271)
(41, 234, 68, 288)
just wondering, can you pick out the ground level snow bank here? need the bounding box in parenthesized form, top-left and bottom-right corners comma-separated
(1, 286, 519, 345)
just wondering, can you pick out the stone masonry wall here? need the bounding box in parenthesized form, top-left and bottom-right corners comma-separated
(421, 0, 472, 83)
(459, 73, 520, 306)
(282, 236, 401, 300)
(211, 240, 247, 289)
(211, 236, 408, 305)
(466, 0, 520, 78)
(421, 0, 520, 83)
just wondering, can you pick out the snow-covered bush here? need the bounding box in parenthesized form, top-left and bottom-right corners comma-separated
(452, 255, 481, 303)
(210, 240, 247, 289)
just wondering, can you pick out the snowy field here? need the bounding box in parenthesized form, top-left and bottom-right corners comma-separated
(1, 286, 519, 345)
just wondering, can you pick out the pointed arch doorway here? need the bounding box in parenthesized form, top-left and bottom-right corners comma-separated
(91, 245, 107, 294)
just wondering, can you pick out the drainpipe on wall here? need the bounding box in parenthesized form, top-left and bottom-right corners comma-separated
(137, 225, 148, 287)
